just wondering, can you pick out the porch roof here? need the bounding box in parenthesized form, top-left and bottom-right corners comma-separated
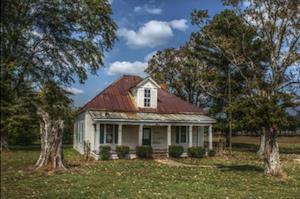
(89, 111, 216, 125)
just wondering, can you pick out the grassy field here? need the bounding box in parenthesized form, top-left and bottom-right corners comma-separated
(1, 136, 300, 199)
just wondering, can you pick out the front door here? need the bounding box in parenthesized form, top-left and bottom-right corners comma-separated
(142, 128, 151, 145)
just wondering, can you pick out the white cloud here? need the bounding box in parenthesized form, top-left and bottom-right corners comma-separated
(63, 87, 84, 95)
(108, 0, 113, 5)
(119, 19, 188, 48)
(134, 6, 142, 12)
(119, 21, 173, 48)
(169, 19, 188, 31)
(107, 61, 148, 76)
(134, 5, 162, 15)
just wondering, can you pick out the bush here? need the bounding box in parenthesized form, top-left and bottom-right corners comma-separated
(187, 147, 206, 158)
(99, 145, 111, 160)
(208, 149, 216, 157)
(116, 145, 130, 158)
(136, 145, 153, 158)
(168, 145, 184, 158)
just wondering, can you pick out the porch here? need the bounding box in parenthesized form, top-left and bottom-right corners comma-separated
(85, 111, 215, 159)
(91, 123, 213, 159)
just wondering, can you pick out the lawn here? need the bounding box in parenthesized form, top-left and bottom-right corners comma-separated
(1, 136, 300, 199)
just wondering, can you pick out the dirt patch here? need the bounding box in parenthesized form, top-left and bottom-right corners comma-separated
(155, 159, 196, 167)
(155, 159, 215, 168)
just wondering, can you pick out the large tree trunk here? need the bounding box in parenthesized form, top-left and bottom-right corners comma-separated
(264, 127, 284, 177)
(257, 128, 265, 156)
(35, 108, 66, 170)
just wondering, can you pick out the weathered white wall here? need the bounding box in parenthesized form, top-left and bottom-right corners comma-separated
(74, 120, 206, 155)
(85, 112, 94, 151)
(151, 126, 167, 150)
(121, 125, 139, 150)
(73, 111, 86, 154)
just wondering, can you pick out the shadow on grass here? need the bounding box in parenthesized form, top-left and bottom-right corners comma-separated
(10, 145, 73, 151)
(216, 164, 264, 173)
(232, 143, 300, 154)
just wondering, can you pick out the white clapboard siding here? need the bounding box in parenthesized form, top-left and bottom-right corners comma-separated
(137, 88, 144, 107)
(150, 88, 157, 108)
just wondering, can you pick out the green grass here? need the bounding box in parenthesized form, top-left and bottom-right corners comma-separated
(1, 137, 300, 199)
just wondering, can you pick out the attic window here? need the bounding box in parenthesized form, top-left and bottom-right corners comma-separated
(144, 88, 151, 107)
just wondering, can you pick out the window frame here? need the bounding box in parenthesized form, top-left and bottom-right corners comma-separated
(176, 126, 188, 144)
(99, 124, 118, 145)
(78, 122, 84, 144)
(144, 88, 151, 107)
(106, 124, 114, 144)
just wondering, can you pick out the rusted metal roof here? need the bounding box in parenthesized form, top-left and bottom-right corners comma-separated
(81, 75, 206, 114)
(89, 111, 216, 124)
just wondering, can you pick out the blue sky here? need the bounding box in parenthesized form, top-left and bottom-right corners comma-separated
(70, 0, 226, 107)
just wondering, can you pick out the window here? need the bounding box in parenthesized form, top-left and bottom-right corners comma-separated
(93, 124, 97, 150)
(176, 126, 188, 144)
(106, 124, 113, 143)
(144, 88, 151, 107)
(78, 122, 84, 144)
(180, 126, 187, 143)
(100, 124, 104, 144)
(99, 124, 118, 144)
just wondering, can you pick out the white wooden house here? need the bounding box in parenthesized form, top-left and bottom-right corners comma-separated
(74, 75, 216, 159)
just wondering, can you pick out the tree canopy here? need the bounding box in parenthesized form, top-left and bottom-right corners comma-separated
(147, 0, 299, 176)
(1, 0, 117, 150)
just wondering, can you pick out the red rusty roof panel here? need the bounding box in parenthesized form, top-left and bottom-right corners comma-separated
(81, 75, 205, 114)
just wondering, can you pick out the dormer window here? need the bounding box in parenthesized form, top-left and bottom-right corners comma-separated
(144, 88, 151, 107)
(132, 77, 159, 108)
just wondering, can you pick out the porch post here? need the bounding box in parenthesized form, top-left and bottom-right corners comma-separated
(167, 124, 171, 149)
(189, 125, 193, 147)
(96, 123, 100, 151)
(208, 125, 213, 150)
(118, 123, 122, 145)
(138, 124, 143, 146)
(93, 123, 97, 151)
(198, 126, 204, 147)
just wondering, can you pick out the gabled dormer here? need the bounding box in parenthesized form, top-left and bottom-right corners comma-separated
(131, 77, 160, 109)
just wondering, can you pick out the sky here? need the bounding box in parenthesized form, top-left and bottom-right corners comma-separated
(70, 0, 227, 107)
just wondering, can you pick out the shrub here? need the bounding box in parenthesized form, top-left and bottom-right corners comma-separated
(187, 147, 206, 158)
(116, 145, 130, 159)
(99, 145, 111, 160)
(168, 145, 184, 158)
(136, 145, 153, 158)
(208, 149, 216, 157)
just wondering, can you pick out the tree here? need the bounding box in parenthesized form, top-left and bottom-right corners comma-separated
(147, 10, 267, 153)
(193, 0, 300, 176)
(35, 82, 72, 170)
(1, 80, 39, 147)
(146, 46, 211, 107)
(1, 0, 117, 169)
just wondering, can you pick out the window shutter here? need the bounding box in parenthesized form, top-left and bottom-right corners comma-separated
(176, 127, 179, 144)
(114, 125, 118, 144)
(186, 126, 189, 143)
(100, 124, 104, 144)
(150, 88, 157, 108)
(138, 88, 144, 107)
